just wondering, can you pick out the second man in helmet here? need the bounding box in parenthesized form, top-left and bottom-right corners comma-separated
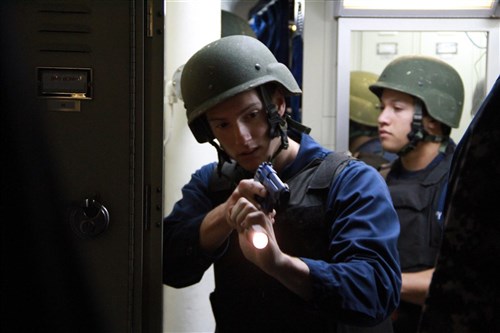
(370, 55, 465, 333)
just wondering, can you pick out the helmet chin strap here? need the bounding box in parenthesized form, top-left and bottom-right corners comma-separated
(398, 99, 447, 156)
(259, 86, 289, 162)
(209, 139, 232, 176)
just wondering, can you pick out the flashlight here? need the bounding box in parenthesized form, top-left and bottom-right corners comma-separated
(249, 224, 268, 249)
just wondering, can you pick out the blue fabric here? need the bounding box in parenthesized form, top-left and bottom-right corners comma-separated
(249, 0, 289, 65)
(249, 0, 303, 122)
(163, 132, 401, 325)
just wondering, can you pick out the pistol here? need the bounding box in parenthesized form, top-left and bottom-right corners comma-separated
(254, 162, 290, 213)
(248, 162, 290, 249)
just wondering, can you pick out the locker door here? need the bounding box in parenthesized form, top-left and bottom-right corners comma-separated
(0, 1, 164, 332)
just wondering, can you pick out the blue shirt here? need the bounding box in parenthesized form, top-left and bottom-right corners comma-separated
(163, 133, 401, 326)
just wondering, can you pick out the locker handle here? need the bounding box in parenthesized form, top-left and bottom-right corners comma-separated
(68, 198, 110, 239)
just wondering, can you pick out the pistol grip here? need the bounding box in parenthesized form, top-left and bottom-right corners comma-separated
(254, 194, 272, 214)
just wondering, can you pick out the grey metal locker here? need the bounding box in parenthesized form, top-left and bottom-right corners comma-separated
(0, 1, 164, 332)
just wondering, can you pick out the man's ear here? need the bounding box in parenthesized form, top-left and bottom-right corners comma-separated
(425, 117, 442, 135)
(272, 89, 287, 117)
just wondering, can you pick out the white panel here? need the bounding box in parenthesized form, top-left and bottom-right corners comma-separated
(163, 1, 220, 332)
(302, 1, 338, 148)
(358, 31, 419, 73)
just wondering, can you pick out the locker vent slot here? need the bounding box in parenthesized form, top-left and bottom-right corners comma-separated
(39, 43, 91, 53)
(37, 2, 92, 53)
(38, 4, 91, 14)
(39, 24, 91, 34)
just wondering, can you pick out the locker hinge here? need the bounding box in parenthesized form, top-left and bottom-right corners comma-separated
(144, 185, 151, 230)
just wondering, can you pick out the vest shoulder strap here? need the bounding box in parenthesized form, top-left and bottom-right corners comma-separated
(209, 162, 253, 193)
(309, 152, 354, 190)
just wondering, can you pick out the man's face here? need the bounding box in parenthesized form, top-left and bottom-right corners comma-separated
(378, 89, 415, 153)
(206, 89, 281, 172)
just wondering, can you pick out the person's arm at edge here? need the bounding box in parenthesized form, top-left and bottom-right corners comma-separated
(401, 268, 434, 305)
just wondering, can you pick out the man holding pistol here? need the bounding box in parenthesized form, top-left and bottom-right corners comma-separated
(163, 35, 401, 332)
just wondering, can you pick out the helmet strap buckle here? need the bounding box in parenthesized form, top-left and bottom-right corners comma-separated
(259, 86, 289, 151)
(399, 99, 425, 156)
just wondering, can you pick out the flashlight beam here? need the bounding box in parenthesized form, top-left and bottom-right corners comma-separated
(249, 224, 268, 249)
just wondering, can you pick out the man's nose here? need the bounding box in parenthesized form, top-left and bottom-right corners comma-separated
(378, 107, 390, 125)
(233, 122, 251, 144)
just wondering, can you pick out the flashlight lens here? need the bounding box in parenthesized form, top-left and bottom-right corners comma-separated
(252, 232, 268, 249)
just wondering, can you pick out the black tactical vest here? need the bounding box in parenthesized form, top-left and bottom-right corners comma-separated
(387, 145, 455, 272)
(207, 153, 351, 332)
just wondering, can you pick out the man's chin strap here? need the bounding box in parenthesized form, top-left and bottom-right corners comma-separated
(259, 86, 289, 157)
(398, 99, 448, 156)
(258, 86, 312, 163)
(209, 140, 231, 176)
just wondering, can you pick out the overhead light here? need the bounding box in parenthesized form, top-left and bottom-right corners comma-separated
(334, 0, 500, 18)
(343, 0, 494, 10)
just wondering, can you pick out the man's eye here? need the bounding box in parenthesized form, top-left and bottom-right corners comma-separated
(213, 122, 228, 129)
(245, 110, 260, 120)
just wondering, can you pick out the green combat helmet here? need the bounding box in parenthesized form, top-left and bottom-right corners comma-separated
(350, 71, 380, 128)
(369, 55, 464, 154)
(181, 35, 302, 150)
(221, 10, 256, 38)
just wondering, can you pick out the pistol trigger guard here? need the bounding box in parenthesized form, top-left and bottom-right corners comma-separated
(254, 194, 272, 214)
